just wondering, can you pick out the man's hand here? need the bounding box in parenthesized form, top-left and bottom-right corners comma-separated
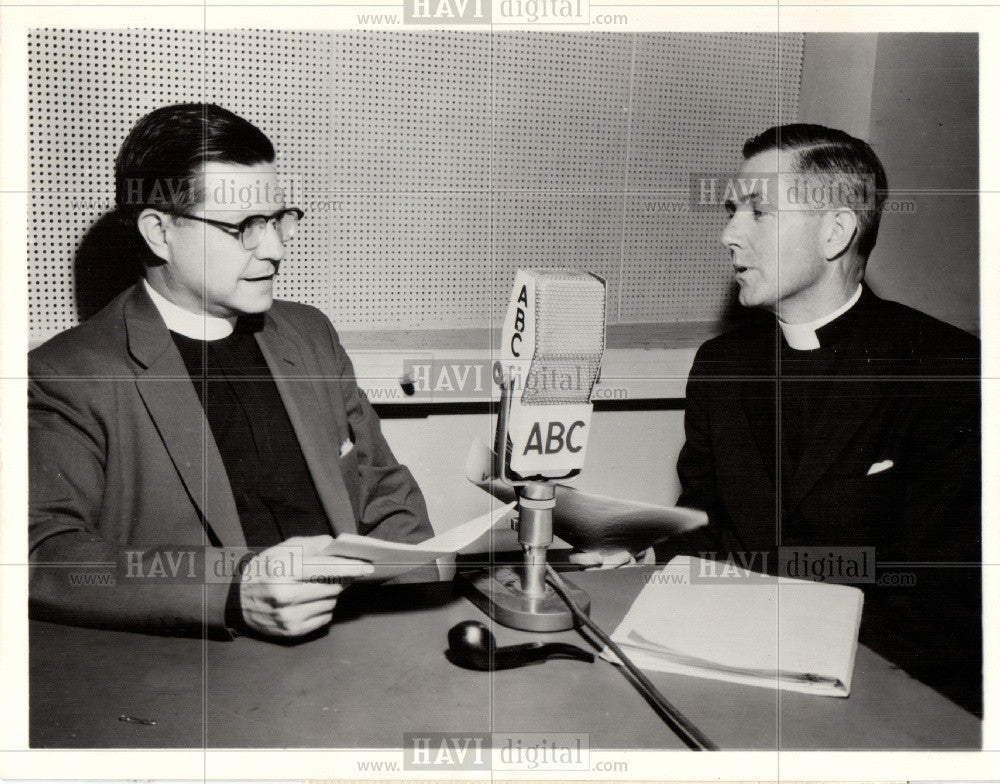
(239, 535, 374, 638)
(567, 547, 655, 569)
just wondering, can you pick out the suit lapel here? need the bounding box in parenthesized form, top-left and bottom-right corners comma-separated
(740, 324, 780, 485)
(732, 387, 781, 547)
(742, 382, 778, 485)
(783, 290, 881, 512)
(784, 377, 878, 512)
(255, 314, 359, 536)
(125, 287, 245, 547)
(734, 331, 781, 538)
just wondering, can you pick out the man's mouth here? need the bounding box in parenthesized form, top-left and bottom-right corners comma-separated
(244, 274, 275, 282)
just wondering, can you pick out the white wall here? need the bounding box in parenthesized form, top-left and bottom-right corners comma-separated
(865, 34, 978, 334)
(798, 34, 877, 139)
(798, 33, 979, 333)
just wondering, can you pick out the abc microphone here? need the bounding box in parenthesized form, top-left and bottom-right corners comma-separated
(495, 268, 606, 481)
(461, 268, 605, 632)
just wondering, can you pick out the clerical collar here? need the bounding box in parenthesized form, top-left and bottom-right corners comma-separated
(778, 285, 863, 351)
(143, 279, 236, 340)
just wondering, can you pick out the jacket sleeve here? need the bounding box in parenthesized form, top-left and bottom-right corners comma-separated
(674, 351, 721, 519)
(657, 347, 750, 560)
(322, 321, 434, 544)
(29, 360, 242, 638)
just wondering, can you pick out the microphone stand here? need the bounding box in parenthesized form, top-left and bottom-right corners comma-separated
(457, 373, 591, 632)
(517, 481, 556, 600)
(457, 481, 591, 631)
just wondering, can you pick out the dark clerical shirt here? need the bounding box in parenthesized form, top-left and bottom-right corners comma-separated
(171, 318, 330, 548)
(778, 340, 838, 480)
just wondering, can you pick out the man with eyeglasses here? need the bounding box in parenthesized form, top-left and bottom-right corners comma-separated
(29, 103, 433, 639)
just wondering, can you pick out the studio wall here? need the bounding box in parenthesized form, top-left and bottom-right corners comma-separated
(28, 30, 803, 345)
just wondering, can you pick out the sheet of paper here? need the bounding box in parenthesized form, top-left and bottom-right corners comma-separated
(464, 439, 707, 552)
(322, 502, 515, 581)
(422, 501, 516, 553)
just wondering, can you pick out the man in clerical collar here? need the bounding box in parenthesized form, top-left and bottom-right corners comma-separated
(29, 104, 433, 640)
(661, 124, 982, 715)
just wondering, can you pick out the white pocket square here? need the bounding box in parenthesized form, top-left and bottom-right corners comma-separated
(867, 459, 894, 476)
(340, 439, 355, 458)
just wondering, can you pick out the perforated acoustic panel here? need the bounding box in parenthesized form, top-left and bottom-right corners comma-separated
(623, 34, 803, 321)
(329, 32, 493, 329)
(28, 31, 803, 342)
(28, 29, 332, 344)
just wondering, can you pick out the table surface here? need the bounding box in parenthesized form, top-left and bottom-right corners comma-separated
(29, 566, 980, 750)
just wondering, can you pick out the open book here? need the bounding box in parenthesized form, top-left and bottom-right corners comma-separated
(322, 502, 515, 582)
(603, 557, 865, 697)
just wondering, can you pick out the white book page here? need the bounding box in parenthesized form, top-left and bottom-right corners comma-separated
(608, 557, 864, 694)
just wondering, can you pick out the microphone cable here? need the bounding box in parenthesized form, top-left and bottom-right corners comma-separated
(544, 564, 718, 751)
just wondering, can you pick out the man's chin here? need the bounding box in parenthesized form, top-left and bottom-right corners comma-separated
(736, 287, 758, 308)
(735, 285, 776, 312)
(230, 293, 274, 316)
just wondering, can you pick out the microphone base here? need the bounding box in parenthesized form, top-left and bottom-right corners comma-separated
(457, 566, 590, 632)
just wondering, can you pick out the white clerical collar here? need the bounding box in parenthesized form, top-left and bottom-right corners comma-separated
(143, 279, 236, 341)
(779, 285, 863, 351)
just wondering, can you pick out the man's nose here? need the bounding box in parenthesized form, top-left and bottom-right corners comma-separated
(720, 213, 742, 249)
(255, 219, 286, 263)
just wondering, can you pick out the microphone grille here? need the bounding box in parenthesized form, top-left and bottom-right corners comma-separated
(524, 269, 606, 405)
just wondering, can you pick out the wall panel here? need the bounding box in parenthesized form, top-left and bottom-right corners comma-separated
(28, 30, 805, 343)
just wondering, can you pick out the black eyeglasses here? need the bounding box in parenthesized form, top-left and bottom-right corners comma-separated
(170, 208, 305, 250)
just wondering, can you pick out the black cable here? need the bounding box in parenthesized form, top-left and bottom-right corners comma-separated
(545, 564, 718, 751)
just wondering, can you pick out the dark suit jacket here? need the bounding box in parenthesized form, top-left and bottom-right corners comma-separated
(658, 285, 982, 714)
(29, 284, 432, 637)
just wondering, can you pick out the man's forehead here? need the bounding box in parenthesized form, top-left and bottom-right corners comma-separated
(736, 149, 796, 192)
(718, 149, 778, 207)
(734, 149, 815, 210)
(197, 161, 283, 214)
(739, 148, 796, 176)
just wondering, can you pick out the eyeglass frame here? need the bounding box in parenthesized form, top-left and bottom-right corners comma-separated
(156, 207, 306, 250)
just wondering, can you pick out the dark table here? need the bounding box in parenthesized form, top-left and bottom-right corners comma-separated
(30, 566, 980, 749)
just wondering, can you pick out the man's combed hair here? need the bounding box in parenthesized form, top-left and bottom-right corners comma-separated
(743, 123, 888, 260)
(114, 103, 274, 222)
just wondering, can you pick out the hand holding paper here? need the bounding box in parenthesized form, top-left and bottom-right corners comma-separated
(241, 535, 375, 637)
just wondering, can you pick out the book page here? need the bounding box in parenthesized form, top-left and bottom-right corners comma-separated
(606, 557, 864, 696)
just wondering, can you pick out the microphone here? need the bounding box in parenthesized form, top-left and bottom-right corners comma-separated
(494, 268, 606, 482)
(459, 268, 605, 631)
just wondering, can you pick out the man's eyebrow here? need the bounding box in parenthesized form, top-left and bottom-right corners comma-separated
(724, 190, 765, 211)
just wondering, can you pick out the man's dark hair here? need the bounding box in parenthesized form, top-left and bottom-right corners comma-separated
(114, 103, 274, 222)
(742, 123, 888, 260)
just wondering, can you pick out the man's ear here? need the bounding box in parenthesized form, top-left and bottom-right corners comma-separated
(821, 208, 858, 260)
(136, 209, 173, 262)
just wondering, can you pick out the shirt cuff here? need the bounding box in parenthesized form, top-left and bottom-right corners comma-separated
(223, 552, 257, 637)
